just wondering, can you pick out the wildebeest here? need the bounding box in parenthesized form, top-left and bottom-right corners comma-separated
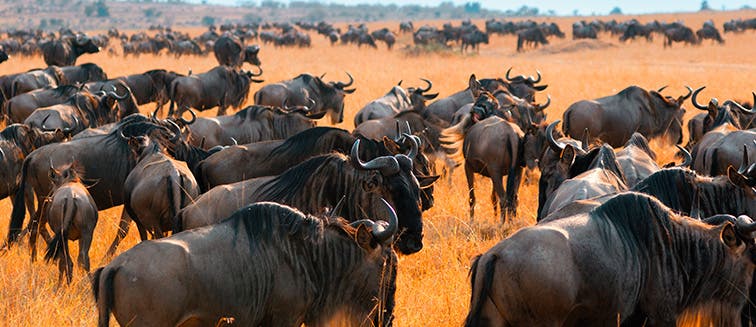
(441, 76, 526, 222)
(179, 140, 428, 255)
(5, 85, 85, 124)
(539, 144, 627, 218)
(664, 26, 699, 47)
(59, 63, 108, 85)
(117, 69, 184, 115)
(400, 21, 414, 33)
(4, 115, 172, 250)
(105, 135, 200, 253)
(460, 29, 488, 53)
(615, 133, 660, 188)
(465, 192, 756, 326)
(353, 79, 437, 126)
(183, 104, 322, 149)
(42, 161, 98, 285)
(516, 27, 548, 52)
(11, 66, 67, 97)
(0, 46, 9, 64)
(371, 28, 397, 50)
(562, 85, 691, 147)
(40, 35, 100, 66)
(93, 201, 398, 326)
(572, 21, 598, 39)
(254, 72, 355, 124)
(167, 65, 263, 117)
(697, 23, 725, 44)
(24, 89, 133, 136)
(213, 34, 261, 68)
(686, 87, 753, 149)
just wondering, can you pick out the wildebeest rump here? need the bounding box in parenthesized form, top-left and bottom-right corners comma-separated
(93, 201, 398, 326)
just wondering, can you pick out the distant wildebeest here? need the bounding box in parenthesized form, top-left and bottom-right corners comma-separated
(562, 85, 691, 147)
(178, 140, 428, 255)
(40, 34, 100, 66)
(93, 201, 398, 327)
(183, 104, 323, 149)
(213, 34, 261, 68)
(254, 72, 355, 124)
(42, 161, 98, 285)
(572, 21, 598, 39)
(664, 26, 699, 47)
(371, 28, 397, 50)
(353, 79, 437, 126)
(167, 65, 263, 117)
(696, 23, 725, 44)
(460, 29, 488, 53)
(400, 21, 414, 33)
(59, 63, 108, 85)
(465, 192, 756, 326)
(516, 27, 548, 52)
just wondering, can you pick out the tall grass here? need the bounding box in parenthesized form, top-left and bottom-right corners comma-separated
(1, 10, 755, 326)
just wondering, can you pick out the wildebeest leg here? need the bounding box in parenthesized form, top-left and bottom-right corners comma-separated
(217, 104, 228, 116)
(490, 186, 498, 217)
(105, 210, 132, 258)
(465, 163, 476, 221)
(504, 166, 524, 223)
(78, 228, 93, 273)
(28, 199, 50, 262)
(490, 173, 506, 224)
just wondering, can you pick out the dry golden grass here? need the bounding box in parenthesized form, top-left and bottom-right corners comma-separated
(0, 10, 755, 326)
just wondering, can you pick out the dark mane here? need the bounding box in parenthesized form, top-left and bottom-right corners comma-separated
(51, 84, 82, 97)
(264, 127, 354, 162)
(233, 105, 273, 120)
(569, 144, 625, 181)
(624, 133, 657, 160)
(632, 167, 751, 218)
(294, 73, 315, 84)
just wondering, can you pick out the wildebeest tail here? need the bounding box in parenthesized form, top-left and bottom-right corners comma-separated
(6, 157, 30, 245)
(44, 199, 75, 263)
(440, 114, 474, 165)
(167, 81, 178, 117)
(93, 266, 118, 327)
(464, 253, 498, 327)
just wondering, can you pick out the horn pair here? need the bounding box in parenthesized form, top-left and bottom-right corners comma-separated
(506, 67, 541, 83)
(351, 139, 401, 176)
(348, 198, 398, 244)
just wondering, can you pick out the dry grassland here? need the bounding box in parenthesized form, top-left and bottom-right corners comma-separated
(0, 10, 755, 326)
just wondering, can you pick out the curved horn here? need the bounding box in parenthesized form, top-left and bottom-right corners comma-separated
(680, 85, 693, 101)
(350, 139, 400, 176)
(393, 121, 401, 142)
(305, 97, 315, 110)
(404, 121, 412, 135)
(151, 106, 160, 120)
(281, 97, 290, 110)
(534, 95, 551, 111)
(736, 215, 756, 236)
(418, 78, 432, 93)
(397, 80, 402, 86)
(528, 70, 542, 84)
(249, 65, 263, 77)
(402, 132, 419, 160)
(372, 198, 399, 244)
(107, 91, 129, 100)
(505, 67, 514, 81)
(675, 144, 692, 167)
(179, 108, 196, 125)
(738, 144, 750, 174)
(657, 85, 669, 93)
(41, 114, 51, 130)
(691, 86, 709, 110)
(340, 72, 354, 88)
(724, 99, 755, 114)
(320, 73, 326, 79)
(229, 137, 238, 145)
(165, 119, 182, 143)
(546, 120, 566, 152)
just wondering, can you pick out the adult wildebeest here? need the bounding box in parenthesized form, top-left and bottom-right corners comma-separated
(686, 87, 754, 149)
(11, 66, 67, 97)
(24, 89, 133, 136)
(615, 133, 661, 188)
(43, 161, 98, 286)
(40, 35, 100, 66)
(353, 79, 437, 126)
(108, 135, 199, 252)
(465, 192, 756, 326)
(5, 85, 86, 124)
(59, 63, 108, 85)
(539, 144, 627, 218)
(167, 65, 263, 117)
(461, 29, 488, 53)
(183, 104, 322, 149)
(664, 26, 699, 47)
(562, 85, 691, 147)
(441, 76, 526, 223)
(697, 24, 725, 44)
(213, 34, 261, 68)
(516, 27, 548, 52)
(117, 69, 184, 115)
(93, 201, 398, 327)
(572, 22, 598, 39)
(178, 140, 427, 255)
(254, 72, 355, 124)
(400, 21, 414, 33)
(4, 115, 172, 251)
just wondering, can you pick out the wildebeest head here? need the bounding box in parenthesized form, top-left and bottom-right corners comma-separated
(406, 78, 439, 111)
(468, 75, 501, 122)
(73, 34, 101, 55)
(380, 132, 440, 211)
(648, 85, 692, 144)
(728, 143, 756, 196)
(48, 160, 84, 187)
(0, 47, 9, 64)
(317, 72, 356, 124)
(504, 67, 548, 102)
(243, 45, 261, 66)
(352, 139, 425, 254)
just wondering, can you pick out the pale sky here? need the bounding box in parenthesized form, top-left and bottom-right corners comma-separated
(203, 0, 755, 15)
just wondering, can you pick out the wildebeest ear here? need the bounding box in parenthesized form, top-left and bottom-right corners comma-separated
(469, 74, 482, 98)
(560, 145, 576, 166)
(355, 224, 375, 251)
(418, 175, 440, 189)
(382, 136, 401, 154)
(720, 222, 741, 249)
(727, 165, 750, 188)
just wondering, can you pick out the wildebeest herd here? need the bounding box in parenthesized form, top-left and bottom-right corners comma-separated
(0, 18, 754, 327)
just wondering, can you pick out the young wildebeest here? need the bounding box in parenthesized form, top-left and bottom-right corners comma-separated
(43, 161, 98, 285)
(465, 192, 756, 326)
(116, 135, 199, 245)
(93, 201, 398, 327)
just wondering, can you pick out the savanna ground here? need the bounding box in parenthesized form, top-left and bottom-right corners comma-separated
(1, 10, 755, 326)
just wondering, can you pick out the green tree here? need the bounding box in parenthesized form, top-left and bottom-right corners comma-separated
(610, 7, 622, 15)
(201, 16, 216, 26)
(700, 1, 711, 10)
